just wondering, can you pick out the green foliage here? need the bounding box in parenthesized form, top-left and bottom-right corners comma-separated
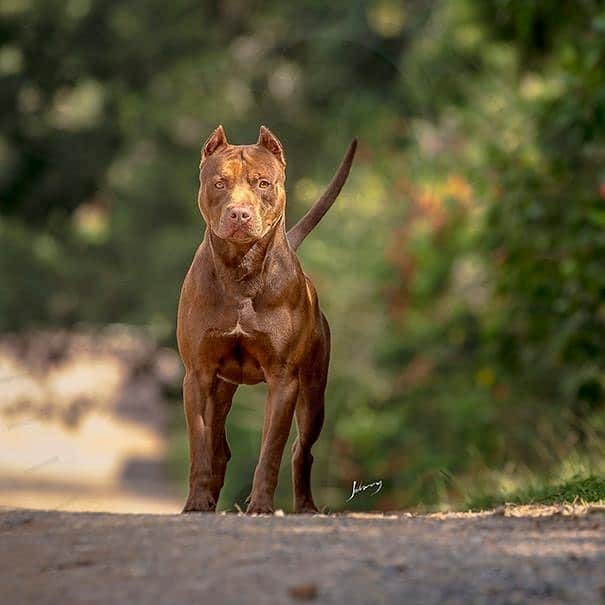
(468, 475, 605, 510)
(2, 0, 604, 510)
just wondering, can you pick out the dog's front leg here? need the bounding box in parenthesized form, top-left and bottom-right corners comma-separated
(182, 369, 220, 513)
(247, 372, 299, 514)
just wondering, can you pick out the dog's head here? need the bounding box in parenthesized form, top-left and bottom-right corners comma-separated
(197, 125, 286, 245)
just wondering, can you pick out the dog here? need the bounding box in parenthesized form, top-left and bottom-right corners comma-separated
(177, 125, 356, 513)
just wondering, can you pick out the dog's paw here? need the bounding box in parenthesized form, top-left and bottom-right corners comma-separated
(182, 492, 216, 513)
(246, 499, 274, 515)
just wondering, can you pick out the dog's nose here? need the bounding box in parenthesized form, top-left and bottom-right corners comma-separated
(228, 207, 251, 224)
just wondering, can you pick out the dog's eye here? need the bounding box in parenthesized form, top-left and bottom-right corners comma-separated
(258, 179, 271, 189)
(214, 181, 225, 189)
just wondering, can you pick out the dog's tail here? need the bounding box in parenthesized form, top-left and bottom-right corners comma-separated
(287, 138, 358, 251)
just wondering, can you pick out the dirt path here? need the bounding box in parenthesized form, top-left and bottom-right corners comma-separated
(2, 505, 604, 605)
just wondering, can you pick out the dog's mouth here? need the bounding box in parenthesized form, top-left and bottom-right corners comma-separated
(220, 223, 260, 243)
(232, 224, 253, 238)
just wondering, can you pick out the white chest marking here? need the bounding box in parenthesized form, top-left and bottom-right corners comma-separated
(225, 298, 254, 337)
(226, 321, 250, 337)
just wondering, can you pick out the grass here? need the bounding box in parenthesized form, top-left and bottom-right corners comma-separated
(466, 474, 605, 511)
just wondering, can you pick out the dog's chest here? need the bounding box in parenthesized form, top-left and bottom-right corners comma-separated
(216, 297, 266, 385)
(224, 297, 258, 337)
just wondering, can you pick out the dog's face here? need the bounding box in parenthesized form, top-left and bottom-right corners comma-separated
(198, 125, 286, 245)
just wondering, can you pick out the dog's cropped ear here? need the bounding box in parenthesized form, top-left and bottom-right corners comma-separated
(201, 125, 228, 164)
(257, 125, 286, 166)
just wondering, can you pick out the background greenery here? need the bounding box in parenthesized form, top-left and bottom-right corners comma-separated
(2, 0, 604, 511)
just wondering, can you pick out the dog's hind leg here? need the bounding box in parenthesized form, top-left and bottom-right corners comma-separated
(210, 378, 237, 504)
(292, 327, 329, 513)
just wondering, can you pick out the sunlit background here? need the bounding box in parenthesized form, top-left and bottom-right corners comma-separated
(1, 0, 605, 513)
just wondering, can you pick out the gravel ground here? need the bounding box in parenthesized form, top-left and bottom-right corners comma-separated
(2, 505, 605, 605)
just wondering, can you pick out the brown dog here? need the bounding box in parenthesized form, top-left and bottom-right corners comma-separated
(177, 125, 356, 513)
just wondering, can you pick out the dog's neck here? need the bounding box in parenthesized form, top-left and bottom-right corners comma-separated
(207, 216, 289, 299)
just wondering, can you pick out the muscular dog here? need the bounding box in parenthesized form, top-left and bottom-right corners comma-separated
(177, 125, 356, 513)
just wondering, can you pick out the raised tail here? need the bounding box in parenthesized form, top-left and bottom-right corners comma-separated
(287, 138, 358, 251)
